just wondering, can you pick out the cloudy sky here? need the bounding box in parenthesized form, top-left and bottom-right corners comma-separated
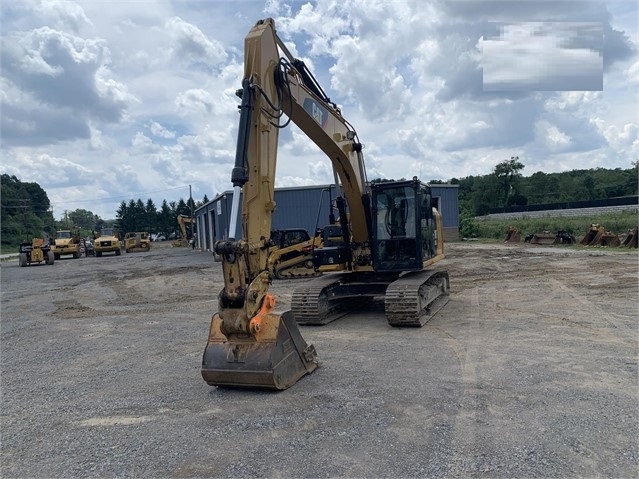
(1, 0, 637, 220)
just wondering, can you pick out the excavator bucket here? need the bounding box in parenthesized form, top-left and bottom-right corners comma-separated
(599, 231, 621, 247)
(201, 310, 318, 390)
(622, 227, 638, 248)
(529, 231, 557, 245)
(580, 224, 605, 246)
(554, 230, 577, 245)
(504, 226, 520, 243)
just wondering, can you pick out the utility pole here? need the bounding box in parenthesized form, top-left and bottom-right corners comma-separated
(189, 185, 194, 241)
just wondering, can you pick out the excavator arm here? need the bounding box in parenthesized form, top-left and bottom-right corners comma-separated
(217, 18, 372, 314)
(213, 19, 374, 327)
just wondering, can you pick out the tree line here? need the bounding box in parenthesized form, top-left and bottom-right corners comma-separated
(1, 173, 210, 248)
(429, 158, 638, 217)
(114, 196, 208, 240)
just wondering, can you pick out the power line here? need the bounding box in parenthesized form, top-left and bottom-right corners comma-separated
(49, 186, 191, 207)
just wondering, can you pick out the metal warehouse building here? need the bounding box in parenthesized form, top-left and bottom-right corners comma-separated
(193, 183, 459, 251)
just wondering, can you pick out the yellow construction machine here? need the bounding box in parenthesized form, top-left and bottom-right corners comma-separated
(93, 228, 121, 257)
(172, 215, 194, 247)
(201, 18, 449, 390)
(51, 229, 81, 260)
(19, 238, 55, 267)
(267, 229, 322, 279)
(124, 232, 151, 253)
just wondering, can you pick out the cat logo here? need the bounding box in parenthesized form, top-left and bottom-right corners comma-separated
(303, 98, 328, 129)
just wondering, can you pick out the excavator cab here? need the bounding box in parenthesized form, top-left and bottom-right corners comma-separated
(371, 179, 436, 272)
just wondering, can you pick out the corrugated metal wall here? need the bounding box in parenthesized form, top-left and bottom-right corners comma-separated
(271, 185, 335, 234)
(195, 183, 459, 249)
(430, 185, 459, 228)
(430, 184, 460, 242)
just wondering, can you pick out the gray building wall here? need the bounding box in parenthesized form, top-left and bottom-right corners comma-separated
(430, 184, 460, 241)
(194, 183, 460, 250)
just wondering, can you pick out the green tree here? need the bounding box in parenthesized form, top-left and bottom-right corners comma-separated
(135, 199, 146, 230)
(470, 174, 501, 215)
(145, 199, 158, 233)
(1, 174, 55, 247)
(494, 156, 525, 207)
(158, 200, 173, 239)
(68, 209, 98, 230)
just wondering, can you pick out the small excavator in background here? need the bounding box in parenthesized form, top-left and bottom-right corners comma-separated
(172, 215, 194, 247)
(201, 18, 449, 390)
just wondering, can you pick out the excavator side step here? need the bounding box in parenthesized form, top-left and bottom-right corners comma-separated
(201, 310, 318, 390)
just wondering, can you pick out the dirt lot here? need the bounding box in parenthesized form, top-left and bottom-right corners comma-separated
(1, 241, 637, 478)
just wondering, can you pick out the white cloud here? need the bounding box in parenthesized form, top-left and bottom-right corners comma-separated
(0, 0, 637, 220)
(39, 0, 94, 32)
(626, 60, 639, 84)
(149, 121, 176, 139)
(165, 16, 228, 67)
(534, 120, 573, 153)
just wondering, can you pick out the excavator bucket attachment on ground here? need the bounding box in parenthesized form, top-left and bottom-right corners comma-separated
(529, 231, 557, 245)
(554, 230, 577, 245)
(504, 226, 520, 243)
(201, 310, 318, 390)
(621, 227, 638, 248)
(580, 224, 605, 246)
(599, 231, 621, 247)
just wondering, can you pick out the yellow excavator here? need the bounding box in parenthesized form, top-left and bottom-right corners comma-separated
(172, 215, 194, 247)
(201, 18, 449, 390)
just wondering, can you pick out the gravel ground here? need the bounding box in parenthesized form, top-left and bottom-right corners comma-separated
(1, 241, 637, 478)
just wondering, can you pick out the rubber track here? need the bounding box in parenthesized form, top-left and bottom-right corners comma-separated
(385, 270, 450, 327)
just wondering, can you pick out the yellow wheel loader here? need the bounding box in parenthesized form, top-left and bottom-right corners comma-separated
(201, 18, 449, 390)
